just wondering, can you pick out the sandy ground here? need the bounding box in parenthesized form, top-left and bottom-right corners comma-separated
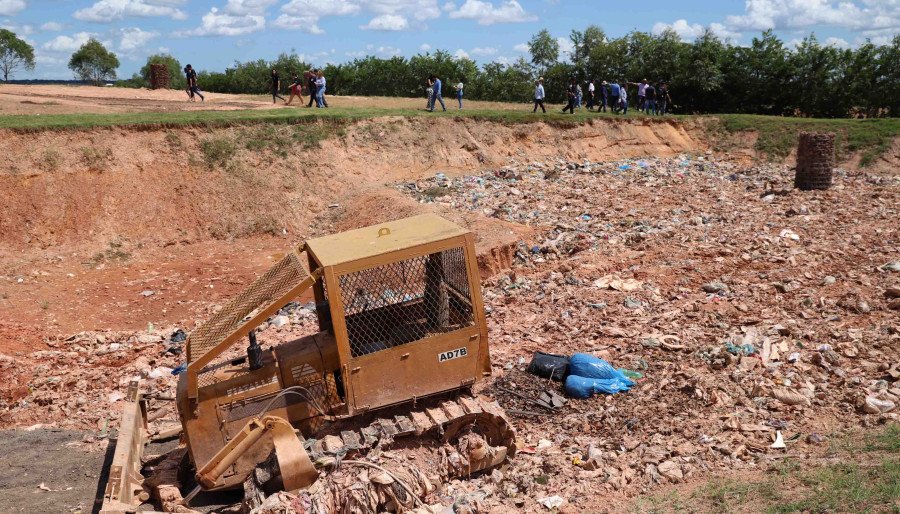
(0, 84, 527, 116)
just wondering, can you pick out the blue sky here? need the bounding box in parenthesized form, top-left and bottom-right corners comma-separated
(1, 0, 897, 79)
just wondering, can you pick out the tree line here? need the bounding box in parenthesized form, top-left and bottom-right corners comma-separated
(3, 25, 898, 118)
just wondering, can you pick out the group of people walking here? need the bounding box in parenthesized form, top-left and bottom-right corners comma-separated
(536, 77, 672, 115)
(271, 68, 328, 108)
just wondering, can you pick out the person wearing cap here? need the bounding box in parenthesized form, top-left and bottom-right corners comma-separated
(532, 77, 546, 113)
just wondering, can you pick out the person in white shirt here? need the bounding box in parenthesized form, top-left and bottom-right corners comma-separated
(532, 77, 546, 113)
(619, 81, 628, 115)
(455, 80, 464, 110)
(587, 80, 596, 110)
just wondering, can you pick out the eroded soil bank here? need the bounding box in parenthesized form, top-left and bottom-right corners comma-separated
(0, 116, 704, 350)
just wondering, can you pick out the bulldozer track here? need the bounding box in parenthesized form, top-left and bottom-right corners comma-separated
(308, 396, 516, 462)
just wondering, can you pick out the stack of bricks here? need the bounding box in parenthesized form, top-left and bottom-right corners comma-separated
(794, 132, 834, 190)
(149, 64, 170, 90)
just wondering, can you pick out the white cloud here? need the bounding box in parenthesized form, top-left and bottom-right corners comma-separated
(222, 0, 277, 15)
(277, 0, 438, 33)
(448, 0, 536, 25)
(454, 48, 470, 59)
(420, 43, 431, 51)
(192, 7, 266, 35)
(1, 21, 33, 35)
(370, 0, 440, 21)
(178, 1, 275, 37)
(556, 36, 574, 56)
(280, 0, 360, 18)
(346, 44, 402, 57)
(513, 42, 529, 52)
(40, 21, 64, 32)
(272, 14, 324, 33)
(74, 0, 188, 23)
(725, 0, 899, 32)
(653, 19, 742, 42)
(0, 0, 26, 16)
(118, 26, 158, 53)
(361, 14, 409, 30)
(470, 46, 497, 55)
(824, 36, 850, 48)
(43, 32, 96, 52)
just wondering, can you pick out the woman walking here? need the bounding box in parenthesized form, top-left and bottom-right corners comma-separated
(284, 73, 304, 106)
(314, 70, 327, 108)
(270, 69, 285, 104)
(455, 79, 464, 110)
(425, 76, 434, 110)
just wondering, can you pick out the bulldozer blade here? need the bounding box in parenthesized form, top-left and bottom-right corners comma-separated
(100, 380, 150, 514)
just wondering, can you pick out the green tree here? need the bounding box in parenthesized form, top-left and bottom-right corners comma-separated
(528, 29, 559, 75)
(69, 38, 119, 85)
(140, 53, 185, 89)
(0, 29, 35, 82)
(570, 25, 605, 76)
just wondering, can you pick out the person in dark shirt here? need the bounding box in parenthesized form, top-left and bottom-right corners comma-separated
(306, 70, 317, 108)
(184, 65, 193, 101)
(184, 64, 204, 102)
(657, 83, 671, 115)
(562, 78, 577, 114)
(271, 69, 285, 104)
(644, 83, 656, 116)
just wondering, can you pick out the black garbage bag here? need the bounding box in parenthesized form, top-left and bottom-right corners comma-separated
(526, 351, 570, 381)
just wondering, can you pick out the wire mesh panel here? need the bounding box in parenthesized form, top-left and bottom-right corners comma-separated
(339, 247, 475, 358)
(187, 251, 309, 363)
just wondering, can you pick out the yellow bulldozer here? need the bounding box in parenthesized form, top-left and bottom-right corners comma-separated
(100, 214, 516, 513)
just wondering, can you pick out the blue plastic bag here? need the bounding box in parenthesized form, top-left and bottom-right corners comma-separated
(568, 353, 633, 382)
(564, 374, 633, 399)
(564, 354, 635, 398)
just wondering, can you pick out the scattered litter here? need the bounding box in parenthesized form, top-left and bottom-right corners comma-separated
(771, 431, 786, 449)
(537, 495, 565, 510)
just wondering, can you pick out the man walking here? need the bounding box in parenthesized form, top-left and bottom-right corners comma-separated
(306, 70, 317, 108)
(562, 78, 577, 114)
(428, 75, 446, 112)
(586, 80, 595, 110)
(644, 82, 656, 116)
(184, 64, 203, 102)
(532, 77, 546, 113)
(657, 82, 671, 115)
(271, 69, 285, 104)
(633, 79, 648, 112)
(599, 80, 608, 112)
(620, 81, 628, 114)
(609, 80, 620, 114)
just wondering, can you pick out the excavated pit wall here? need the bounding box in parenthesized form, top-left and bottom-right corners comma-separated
(0, 116, 704, 253)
